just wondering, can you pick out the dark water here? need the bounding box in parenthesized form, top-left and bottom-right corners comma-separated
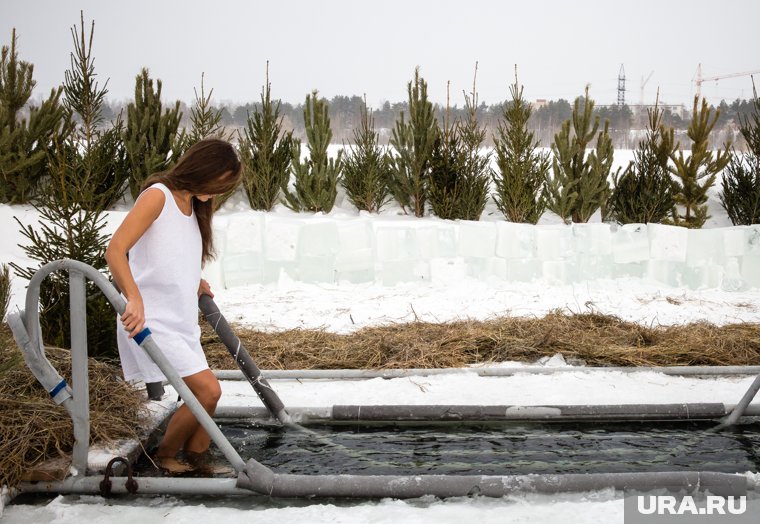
(213, 419, 760, 476)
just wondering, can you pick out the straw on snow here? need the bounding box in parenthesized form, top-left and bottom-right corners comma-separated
(0, 328, 147, 489)
(202, 310, 760, 370)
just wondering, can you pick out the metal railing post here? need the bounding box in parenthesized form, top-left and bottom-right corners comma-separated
(68, 269, 90, 476)
(716, 373, 760, 429)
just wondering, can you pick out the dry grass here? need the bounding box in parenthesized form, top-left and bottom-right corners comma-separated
(202, 311, 760, 370)
(0, 325, 147, 489)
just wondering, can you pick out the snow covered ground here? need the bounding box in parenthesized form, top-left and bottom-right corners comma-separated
(3, 490, 627, 524)
(3, 149, 760, 522)
(218, 367, 760, 409)
(212, 275, 760, 333)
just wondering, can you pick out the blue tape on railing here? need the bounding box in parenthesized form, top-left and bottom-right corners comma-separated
(49, 379, 68, 398)
(134, 327, 152, 345)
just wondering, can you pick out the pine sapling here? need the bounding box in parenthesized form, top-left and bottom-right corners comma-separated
(186, 72, 226, 145)
(124, 68, 184, 199)
(492, 68, 550, 223)
(0, 28, 67, 204)
(721, 152, 760, 225)
(428, 82, 465, 220)
(455, 66, 491, 221)
(341, 95, 391, 212)
(544, 86, 614, 223)
(608, 93, 676, 224)
(283, 90, 342, 213)
(10, 135, 115, 357)
(720, 80, 760, 225)
(182, 72, 237, 208)
(388, 68, 438, 216)
(429, 67, 490, 221)
(239, 65, 295, 211)
(62, 12, 128, 211)
(668, 96, 731, 228)
(590, 120, 616, 222)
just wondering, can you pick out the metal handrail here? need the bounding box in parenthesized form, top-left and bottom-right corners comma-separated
(198, 295, 292, 424)
(7, 259, 251, 474)
(716, 374, 760, 429)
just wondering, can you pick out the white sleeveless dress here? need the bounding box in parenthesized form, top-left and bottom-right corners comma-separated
(116, 182, 209, 383)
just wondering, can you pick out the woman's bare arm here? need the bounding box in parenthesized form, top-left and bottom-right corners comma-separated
(105, 188, 165, 337)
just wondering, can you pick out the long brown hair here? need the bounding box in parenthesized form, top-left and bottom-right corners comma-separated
(141, 138, 242, 265)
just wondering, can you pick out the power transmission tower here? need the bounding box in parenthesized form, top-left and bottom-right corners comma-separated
(617, 64, 626, 106)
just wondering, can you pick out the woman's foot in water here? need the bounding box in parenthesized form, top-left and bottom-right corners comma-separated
(184, 450, 235, 476)
(154, 455, 194, 474)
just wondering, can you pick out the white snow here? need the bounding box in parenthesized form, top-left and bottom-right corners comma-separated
(1, 491, 625, 523)
(217, 370, 760, 409)
(211, 275, 760, 334)
(2, 150, 759, 522)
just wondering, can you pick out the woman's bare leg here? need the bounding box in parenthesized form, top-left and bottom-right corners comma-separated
(156, 369, 222, 459)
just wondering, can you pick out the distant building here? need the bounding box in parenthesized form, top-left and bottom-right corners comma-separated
(532, 99, 548, 110)
(631, 103, 686, 119)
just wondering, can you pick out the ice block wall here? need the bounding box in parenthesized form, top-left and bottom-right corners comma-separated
(203, 212, 760, 291)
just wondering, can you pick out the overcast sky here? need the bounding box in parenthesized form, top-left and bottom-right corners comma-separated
(2, 0, 759, 109)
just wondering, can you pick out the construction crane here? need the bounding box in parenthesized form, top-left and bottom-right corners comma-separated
(640, 70, 654, 106)
(694, 63, 760, 100)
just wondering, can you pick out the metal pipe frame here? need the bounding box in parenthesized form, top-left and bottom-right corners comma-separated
(214, 366, 760, 381)
(7, 259, 251, 475)
(17, 470, 756, 499)
(239, 468, 755, 499)
(718, 373, 760, 428)
(213, 403, 760, 423)
(17, 477, 250, 497)
(69, 269, 89, 476)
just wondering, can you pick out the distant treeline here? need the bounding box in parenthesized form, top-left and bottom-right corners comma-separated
(96, 95, 756, 149)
